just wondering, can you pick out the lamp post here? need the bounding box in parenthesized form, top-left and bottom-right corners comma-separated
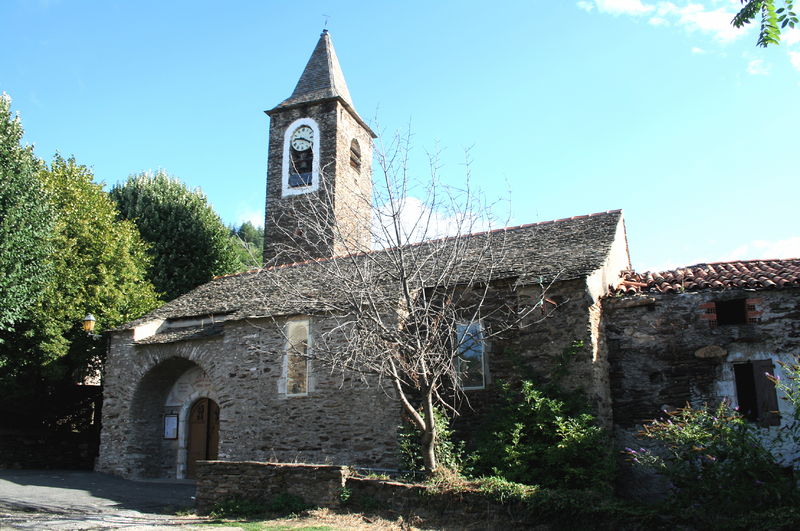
(82, 314, 96, 333)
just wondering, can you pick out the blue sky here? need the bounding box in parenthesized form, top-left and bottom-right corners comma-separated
(2, 0, 798, 272)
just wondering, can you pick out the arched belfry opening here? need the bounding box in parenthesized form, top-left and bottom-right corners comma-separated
(129, 357, 218, 479)
(288, 124, 315, 188)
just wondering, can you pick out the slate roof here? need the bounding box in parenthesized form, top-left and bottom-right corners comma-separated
(272, 30, 353, 110)
(616, 259, 800, 295)
(120, 210, 625, 331)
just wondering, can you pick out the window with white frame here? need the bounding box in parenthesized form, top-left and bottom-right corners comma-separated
(281, 118, 320, 196)
(456, 321, 485, 390)
(285, 319, 310, 396)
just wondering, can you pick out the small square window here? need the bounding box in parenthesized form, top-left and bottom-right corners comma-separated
(715, 299, 747, 326)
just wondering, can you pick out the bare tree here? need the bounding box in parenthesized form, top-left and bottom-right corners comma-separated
(262, 130, 558, 472)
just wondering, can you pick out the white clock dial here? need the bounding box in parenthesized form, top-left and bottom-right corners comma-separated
(291, 126, 313, 151)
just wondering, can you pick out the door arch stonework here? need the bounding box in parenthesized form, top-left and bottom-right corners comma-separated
(128, 357, 219, 479)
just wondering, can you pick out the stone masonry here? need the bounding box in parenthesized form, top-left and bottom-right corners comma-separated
(97, 316, 399, 479)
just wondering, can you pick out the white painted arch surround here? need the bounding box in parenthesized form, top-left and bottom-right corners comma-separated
(282, 117, 320, 197)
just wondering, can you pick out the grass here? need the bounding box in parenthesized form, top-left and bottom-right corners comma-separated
(188, 507, 425, 530)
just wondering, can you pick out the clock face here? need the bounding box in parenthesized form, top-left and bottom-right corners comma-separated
(291, 126, 313, 151)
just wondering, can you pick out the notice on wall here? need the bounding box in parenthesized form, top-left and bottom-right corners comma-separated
(163, 414, 178, 439)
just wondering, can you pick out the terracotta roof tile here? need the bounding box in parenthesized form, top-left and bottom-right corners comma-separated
(615, 259, 800, 294)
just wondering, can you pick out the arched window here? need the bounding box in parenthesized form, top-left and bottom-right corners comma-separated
(284, 318, 310, 396)
(349, 138, 361, 172)
(288, 125, 314, 188)
(282, 118, 320, 196)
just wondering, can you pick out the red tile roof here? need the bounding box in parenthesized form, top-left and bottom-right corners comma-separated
(616, 259, 800, 294)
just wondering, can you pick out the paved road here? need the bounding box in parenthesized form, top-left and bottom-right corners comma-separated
(0, 470, 205, 530)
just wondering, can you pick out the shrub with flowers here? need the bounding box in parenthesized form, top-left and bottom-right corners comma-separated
(626, 402, 796, 518)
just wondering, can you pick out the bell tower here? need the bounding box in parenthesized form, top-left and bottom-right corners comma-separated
(263, 30, 375, 266)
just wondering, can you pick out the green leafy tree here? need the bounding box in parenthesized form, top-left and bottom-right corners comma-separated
(734, 0, 798, 46)
(230, 221, 264, 271)
(0, 93, 54, 331)
(0, 155, 160, 391)
(111, 171, 241, 300)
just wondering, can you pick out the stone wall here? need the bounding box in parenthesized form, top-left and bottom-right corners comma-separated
(603, 287, 800, 480)
(195, 461, 534, 527)
(195, 461, 347, 513)
(97, 315, 400, 479)
(263, 99, 373, 264)
(453, 277, 610, 437)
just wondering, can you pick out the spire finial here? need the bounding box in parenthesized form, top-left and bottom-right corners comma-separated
(322, 14, 330, 34)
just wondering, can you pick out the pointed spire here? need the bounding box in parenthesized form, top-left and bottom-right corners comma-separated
(274, 30, 354, 110)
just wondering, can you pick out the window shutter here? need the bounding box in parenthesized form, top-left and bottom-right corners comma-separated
(751, 359, 780, 427)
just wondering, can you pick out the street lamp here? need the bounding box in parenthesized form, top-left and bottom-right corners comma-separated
(82, 314, 96, 333)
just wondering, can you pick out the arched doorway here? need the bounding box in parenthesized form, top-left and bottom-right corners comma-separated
(128, 357, 218, 479)
(186, 397, 219, 478)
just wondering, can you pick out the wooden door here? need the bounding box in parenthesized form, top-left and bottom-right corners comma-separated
(186, 398, 219, 479)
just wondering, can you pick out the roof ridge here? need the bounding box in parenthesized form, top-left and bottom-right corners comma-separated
(212, 209, 624, 281)
(637, 257, 800, 276)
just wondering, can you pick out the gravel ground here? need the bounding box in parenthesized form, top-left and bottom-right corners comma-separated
(0, 470, 205, 530)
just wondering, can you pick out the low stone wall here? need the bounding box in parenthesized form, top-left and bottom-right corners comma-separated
(195, 461, 348, 513)
(195, 461, 531, 527)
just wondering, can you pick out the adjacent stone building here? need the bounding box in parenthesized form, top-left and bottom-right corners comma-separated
(606, 260, 800, 470)
(96, 31, 800, 480)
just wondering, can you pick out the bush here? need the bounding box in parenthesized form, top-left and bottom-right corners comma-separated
(628, 402, 797, 520)
(398, 406, 468, 475)
(472, 380, 614, 490)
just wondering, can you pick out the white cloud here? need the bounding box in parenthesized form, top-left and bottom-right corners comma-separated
(657, 2, 746, 42)
(746, 58, 770, 75)
(723, 237, 800, 261)
(790, 51, 800, 72)
(235, 208, 264, 228)
(579, 1, 749, 42)
(373, 196, 491, 249)
(784, 28, 800, 45)
(691, 46, 706, 53)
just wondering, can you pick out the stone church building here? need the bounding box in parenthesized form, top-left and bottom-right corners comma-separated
(96, 32, 800, 480)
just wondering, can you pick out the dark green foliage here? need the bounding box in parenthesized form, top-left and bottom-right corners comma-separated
(0, 156, 160, 396)
(399, 406, 467, 474)
(471, 380, 614, 490)
(266, 492, 310, 515)
(111, 171, 241, 300)
(733, 0, 798, 46)
(628, 402, 798, 524)
(209, 493, 309, 519)
(0, 93, 54, 332)
(208, 497, 269, 519)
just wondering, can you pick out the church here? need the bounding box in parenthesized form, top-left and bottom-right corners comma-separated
(96, 31, 800, 480)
